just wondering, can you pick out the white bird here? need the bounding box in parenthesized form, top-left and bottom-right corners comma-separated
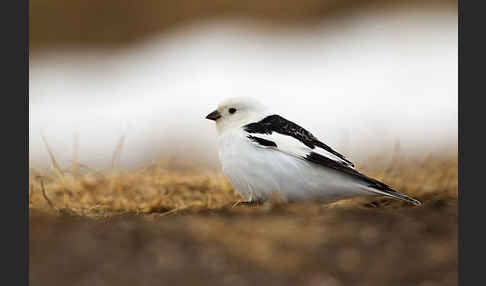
(205, 97, 421, 206)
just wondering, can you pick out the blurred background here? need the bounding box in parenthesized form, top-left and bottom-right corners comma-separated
(29, 2, 458, 285)
(29, 0, 457, 170)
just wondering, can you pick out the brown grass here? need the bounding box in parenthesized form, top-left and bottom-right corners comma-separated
(29, 153, 457, 217)
(29, 153, 457, 286)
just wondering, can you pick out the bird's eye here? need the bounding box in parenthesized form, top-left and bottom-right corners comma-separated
(229, 108, 237, 114)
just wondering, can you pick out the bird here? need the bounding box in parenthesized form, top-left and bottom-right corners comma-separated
(205, 97, 421, 206)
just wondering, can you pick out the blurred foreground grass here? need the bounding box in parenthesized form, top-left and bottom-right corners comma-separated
(29, 153, 457, 215)
(29, 154, 457, 286)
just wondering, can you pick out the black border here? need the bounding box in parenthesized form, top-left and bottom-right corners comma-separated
(1, 0, 29, 284)
(459, 0, 483, 285)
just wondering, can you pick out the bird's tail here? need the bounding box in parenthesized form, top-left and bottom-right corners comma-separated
(366, 187, 422, 206)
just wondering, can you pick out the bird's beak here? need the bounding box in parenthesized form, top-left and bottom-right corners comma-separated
(205, 110, 222, 121)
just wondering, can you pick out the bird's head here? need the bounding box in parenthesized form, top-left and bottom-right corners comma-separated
(206, 97, 269, 134)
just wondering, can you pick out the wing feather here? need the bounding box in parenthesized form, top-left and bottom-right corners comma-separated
(244, 114, 355, 168)
(242, 115, 421, 206)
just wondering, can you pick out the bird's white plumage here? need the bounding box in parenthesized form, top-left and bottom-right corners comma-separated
(218, 128, 369, 202)
(207, 96, 421, 205)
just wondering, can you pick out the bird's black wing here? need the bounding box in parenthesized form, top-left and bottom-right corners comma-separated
(243, 114, 421, 205)
(244, 114, 354, 168)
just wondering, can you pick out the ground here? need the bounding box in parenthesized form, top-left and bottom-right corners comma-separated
(29, 154, 457, 286)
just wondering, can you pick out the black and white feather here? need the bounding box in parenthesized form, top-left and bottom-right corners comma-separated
(244, 114, 355, 168)
(206, 97, 421, 206)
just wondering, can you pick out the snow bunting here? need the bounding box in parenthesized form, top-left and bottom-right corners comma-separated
(205, 97, 421, 206)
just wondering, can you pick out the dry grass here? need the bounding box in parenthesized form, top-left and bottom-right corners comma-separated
(29, 152, 457, 286)
(29, 153, 457, 217)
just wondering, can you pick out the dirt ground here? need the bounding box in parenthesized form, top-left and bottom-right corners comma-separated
(29, 154, 457, 286)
